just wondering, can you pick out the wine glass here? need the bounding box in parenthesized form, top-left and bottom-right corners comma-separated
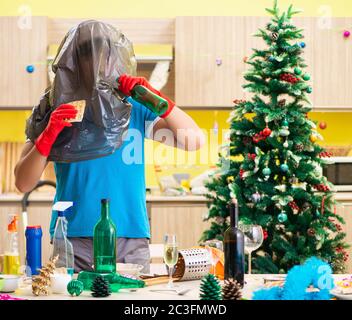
(203, 239, 223, 275)
(239, 224, 264, 274)
(163, 234, 179, 288)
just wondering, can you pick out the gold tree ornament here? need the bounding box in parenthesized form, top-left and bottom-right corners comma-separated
(32, 255, 59, 296)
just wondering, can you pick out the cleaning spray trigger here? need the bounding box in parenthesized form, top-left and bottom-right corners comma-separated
(52, 201, 73, 216)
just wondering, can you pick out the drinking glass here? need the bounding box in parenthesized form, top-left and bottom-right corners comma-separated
(163, 234, 179, 288)
(239, 224, 264, 274)
(203, 239, 223, 275)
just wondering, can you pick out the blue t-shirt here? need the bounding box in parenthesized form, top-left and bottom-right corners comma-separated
(50, 98, 158, 238)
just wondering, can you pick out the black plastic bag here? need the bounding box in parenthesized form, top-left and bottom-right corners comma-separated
(26, 20, 137, 162)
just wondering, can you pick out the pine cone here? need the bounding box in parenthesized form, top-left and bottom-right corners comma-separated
(199, 274, 222, 300)
(295, 144, 304, 152)
(278, 99, 286, 107)
(91, 276, 111, 298)
(271, 32, 279, 40)
(222, 278, 242, 300)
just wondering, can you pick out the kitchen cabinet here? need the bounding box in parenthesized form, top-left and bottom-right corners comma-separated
(0, 17, 47, 108)
(175, 16, 250, 107)
(150, 201, 210, 249)
(175, 16, 352, 109)
(293, 17, 352, 108)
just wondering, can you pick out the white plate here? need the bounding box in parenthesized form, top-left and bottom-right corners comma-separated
(331, 289, 352, 300)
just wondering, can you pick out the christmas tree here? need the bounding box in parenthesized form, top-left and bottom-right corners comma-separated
(202, 1, 348, 273)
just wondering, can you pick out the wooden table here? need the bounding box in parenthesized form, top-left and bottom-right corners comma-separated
(10, 267, 351, 300)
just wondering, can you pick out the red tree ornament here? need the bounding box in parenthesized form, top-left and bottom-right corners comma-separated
(319, 122, 327, 130)
(239, 169, 245, 180)
(263, 230, 268, 240)
(319, 151, 333, 158)
(253, 129, 271, 144)
(288, 201, 299, 211)
(262, 127, 272, 137)
(314, 184, 330, 192)
(280, 73, 299, 84)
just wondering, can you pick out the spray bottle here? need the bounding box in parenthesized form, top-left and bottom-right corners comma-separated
(3, 214, 21, 275)
(51, 201, 75, 276)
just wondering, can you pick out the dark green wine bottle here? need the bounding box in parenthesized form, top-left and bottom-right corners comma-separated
(223, 201, 245, 287)
(93, 199, 116, 274)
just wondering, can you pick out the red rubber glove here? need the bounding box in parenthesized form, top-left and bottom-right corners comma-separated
(118, 74, 175, 118)
(35, 104, 77, 157)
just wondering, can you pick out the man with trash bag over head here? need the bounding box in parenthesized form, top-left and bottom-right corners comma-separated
(15, 20, 204, 273)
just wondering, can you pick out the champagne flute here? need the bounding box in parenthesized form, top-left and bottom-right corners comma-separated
(164, 234, 179, 288)
(203, 239, 223, 275)
(240, 224, 263, 274)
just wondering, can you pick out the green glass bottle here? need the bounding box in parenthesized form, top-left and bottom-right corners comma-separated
(93, 199, 116, 273)
(131, 85, 168, 116)
(116, 76, 169, 116)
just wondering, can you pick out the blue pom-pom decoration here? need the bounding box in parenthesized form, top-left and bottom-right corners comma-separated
(252, 257, 335, 300)
(26, 65, 35, 73)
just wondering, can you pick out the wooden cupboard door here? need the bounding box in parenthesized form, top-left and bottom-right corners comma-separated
(293, 17, 352, 108)
(0, 17, 47, 108)
(150, 203, 210, 250)
(175, 16, 247, 107)
(176, 16, 352, 108)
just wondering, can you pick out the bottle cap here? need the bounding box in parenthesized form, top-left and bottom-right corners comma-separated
(101, 198, 110, 204)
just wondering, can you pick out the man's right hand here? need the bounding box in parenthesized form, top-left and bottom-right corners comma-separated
(35, 104, 77, 157)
